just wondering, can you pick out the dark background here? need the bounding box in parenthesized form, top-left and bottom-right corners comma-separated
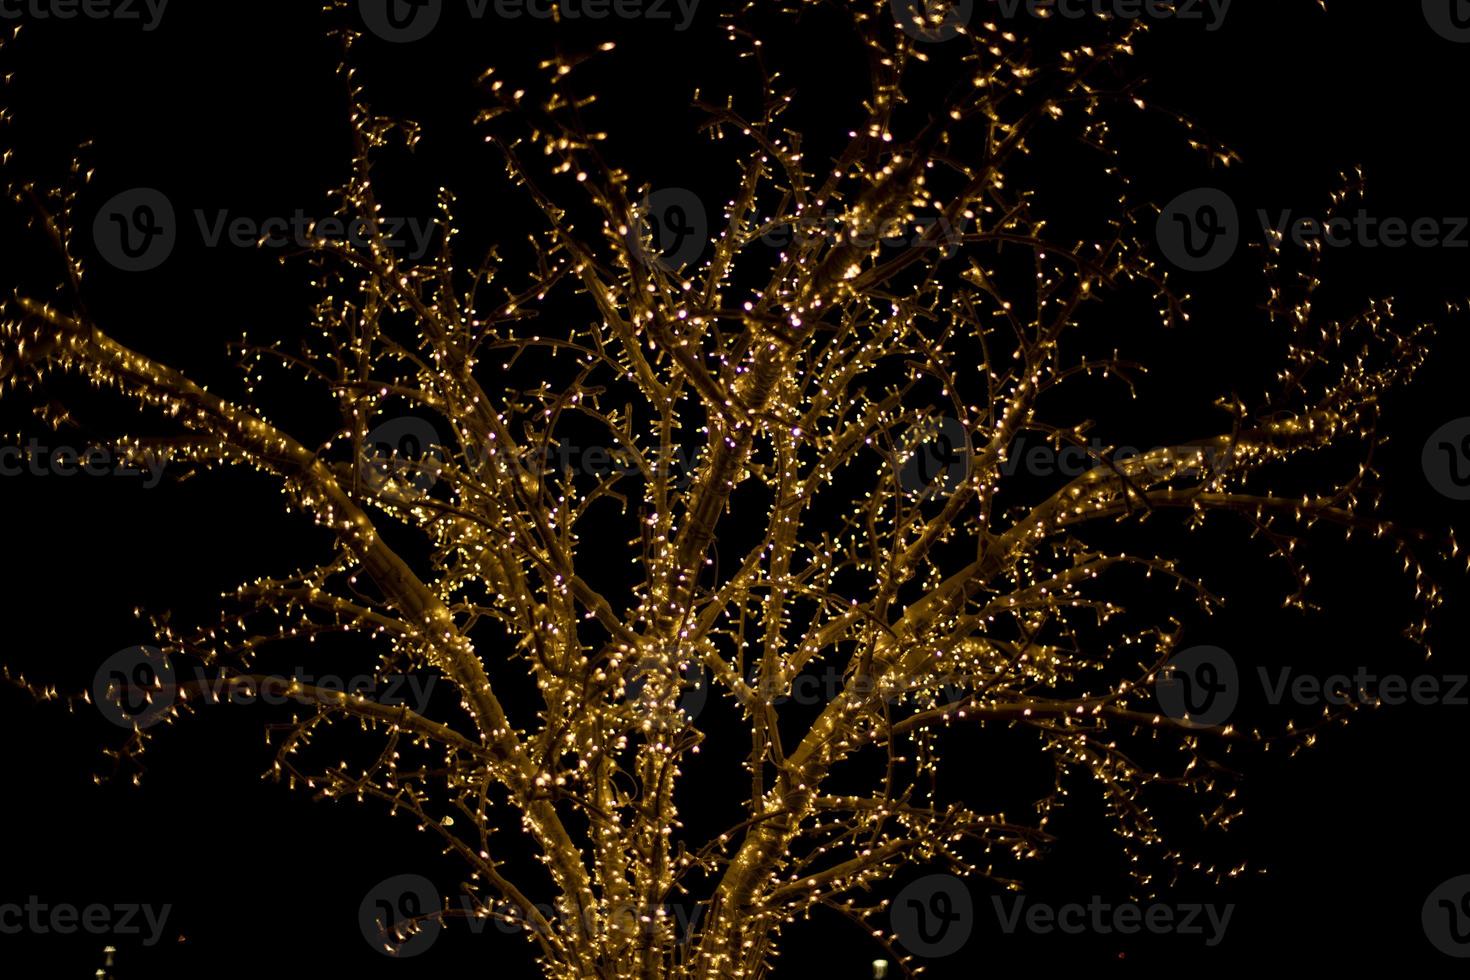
(1, 1, 1468, 976)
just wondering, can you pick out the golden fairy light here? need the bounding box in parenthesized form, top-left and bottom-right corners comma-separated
(0, 3, 1451, 978)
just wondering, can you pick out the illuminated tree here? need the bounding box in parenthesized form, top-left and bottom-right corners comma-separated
(0, 2, 1449, 977)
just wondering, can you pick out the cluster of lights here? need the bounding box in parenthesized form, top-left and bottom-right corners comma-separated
(0, 4, 1453, 977)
